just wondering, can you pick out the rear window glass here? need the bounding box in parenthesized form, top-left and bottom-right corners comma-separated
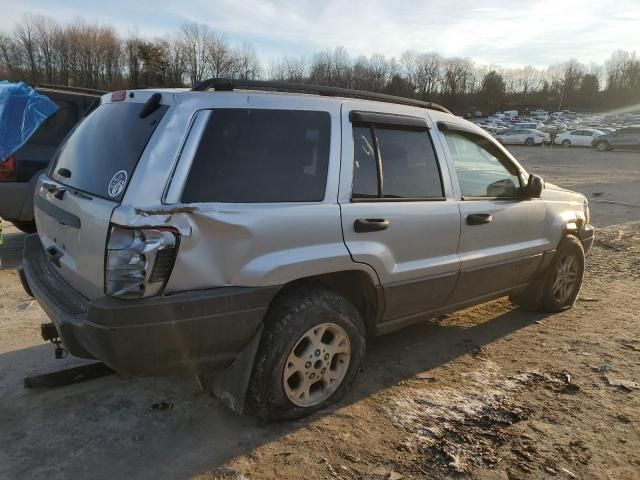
(29, 100, 78, 146)
(51, 102, 168, 200)
(182, 109, 331, 203)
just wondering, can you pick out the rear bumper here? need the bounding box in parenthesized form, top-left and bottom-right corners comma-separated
(20, 234, 278, 375)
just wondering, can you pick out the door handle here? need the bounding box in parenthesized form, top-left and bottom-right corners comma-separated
(466, 213, 493, 225)
(354, 218, 390, 233)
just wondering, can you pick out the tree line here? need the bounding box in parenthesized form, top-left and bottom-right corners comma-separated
(1, 15, 639, 113)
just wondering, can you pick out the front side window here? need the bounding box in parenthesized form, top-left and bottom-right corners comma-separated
(442, 130, 521, 199)
(182, 109, 331, 203)
(352, 125, 443, 200)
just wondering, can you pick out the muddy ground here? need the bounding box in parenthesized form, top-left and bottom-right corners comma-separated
(1, 146, 639, 479)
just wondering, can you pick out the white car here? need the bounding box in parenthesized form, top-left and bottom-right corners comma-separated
(494, 128, 550, 146)
(554, 129, 605, 147)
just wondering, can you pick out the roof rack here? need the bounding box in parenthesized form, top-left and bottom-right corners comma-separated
(36, 84, 107, 96)
(191, 78, 452, 114)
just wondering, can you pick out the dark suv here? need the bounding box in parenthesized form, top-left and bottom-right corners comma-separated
(592, 126, 640, 151)
(0, 85, 102, 232)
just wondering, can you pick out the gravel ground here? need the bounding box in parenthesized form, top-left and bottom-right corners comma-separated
(0, 147, 638, 479)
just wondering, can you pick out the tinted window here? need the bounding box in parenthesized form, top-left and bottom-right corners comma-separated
(51, 102, 168, 200)
(29, 100, 78, 146)
(352, 126, 443, 199)
(377, 128, 443, 198)
(182, 109, 331, 203)
(352, 126, 378, 197)
(443, 130, 521, 198)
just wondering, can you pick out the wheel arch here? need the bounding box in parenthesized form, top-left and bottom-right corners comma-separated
(267, 270, 382, 337)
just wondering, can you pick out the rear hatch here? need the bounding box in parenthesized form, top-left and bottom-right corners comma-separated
(34, 93, 169, 300)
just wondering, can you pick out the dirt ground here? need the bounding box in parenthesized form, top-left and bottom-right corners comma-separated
(1, 146, 639, 480)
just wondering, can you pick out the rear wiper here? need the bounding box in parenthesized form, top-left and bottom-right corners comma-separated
(139, 93, 162, 119)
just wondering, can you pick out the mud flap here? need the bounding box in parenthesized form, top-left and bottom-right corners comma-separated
(208, 323, 264, 414)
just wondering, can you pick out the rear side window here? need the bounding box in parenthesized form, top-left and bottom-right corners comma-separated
(51, 102, 168, 200)
(28, 100, 78, 146)
(182, 109, 331, 203)
(352, 125, 443, 200)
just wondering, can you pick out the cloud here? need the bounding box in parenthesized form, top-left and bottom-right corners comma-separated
(2, 0, 638, 67)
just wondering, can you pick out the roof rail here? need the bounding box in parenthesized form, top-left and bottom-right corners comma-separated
(191, 78, 452, 114)
(36, 84, 107, 96)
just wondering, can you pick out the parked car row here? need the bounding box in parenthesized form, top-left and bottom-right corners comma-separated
(472, 109, 640, 150)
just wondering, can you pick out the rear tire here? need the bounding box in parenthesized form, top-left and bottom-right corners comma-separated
(8, 219, 36, 234)
(248, 288, 366, 421)
(510, 235, 585, 313)
(525, 137, 535, 146)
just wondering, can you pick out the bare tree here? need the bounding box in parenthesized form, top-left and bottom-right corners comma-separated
(235, 42, 261, 80)
(14, 15, 40, 83)
(181, 22, 210, 85)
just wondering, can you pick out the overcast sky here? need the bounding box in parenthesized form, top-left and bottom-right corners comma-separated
(3, 0, 639, 67)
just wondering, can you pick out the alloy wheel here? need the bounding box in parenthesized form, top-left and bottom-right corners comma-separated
(283, 323, 351, 407)
(552, 255, 579, 303)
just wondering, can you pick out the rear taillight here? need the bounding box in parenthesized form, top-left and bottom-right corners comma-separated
(0, 156, 17, 182)
(105, 225, 178, 298)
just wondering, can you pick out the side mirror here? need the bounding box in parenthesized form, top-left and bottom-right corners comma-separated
(523, 174, 544, 198)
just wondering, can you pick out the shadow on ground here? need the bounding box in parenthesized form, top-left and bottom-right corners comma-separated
(0, 301, 547, 479)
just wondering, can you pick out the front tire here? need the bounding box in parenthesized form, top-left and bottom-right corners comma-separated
(510, 235, 585, 313)
(525, 137, 535, 146)
(595, 141, 609, 152)
(562, 139, 571, 148)
(248, 288, 366, 421)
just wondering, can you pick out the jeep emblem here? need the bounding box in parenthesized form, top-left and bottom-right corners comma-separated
(108, 170, 127, 197)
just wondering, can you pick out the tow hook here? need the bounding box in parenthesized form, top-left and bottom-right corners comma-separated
(24, 324, 114, 389)
(41, 322, 68, 359)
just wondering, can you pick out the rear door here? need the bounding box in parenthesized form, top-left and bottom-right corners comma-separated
(34, 93, 169, 299)
(572, 130, 589, 146)
(437, 124, 548, 303)
(339, 102, 460, 328)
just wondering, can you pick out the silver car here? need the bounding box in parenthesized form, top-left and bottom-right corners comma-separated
(20, 80, 594, 420)
(495, 128, 550, 146)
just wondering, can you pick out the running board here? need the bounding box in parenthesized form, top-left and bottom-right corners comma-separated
(24, 362, 115, 389)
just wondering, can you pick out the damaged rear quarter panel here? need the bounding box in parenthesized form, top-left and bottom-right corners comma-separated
(160, 203, 367, 292)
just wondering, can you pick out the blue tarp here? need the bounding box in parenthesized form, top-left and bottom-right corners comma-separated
(0, 81, 59, 161)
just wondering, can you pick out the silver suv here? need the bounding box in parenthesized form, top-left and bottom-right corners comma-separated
(20, 80, 594, 420)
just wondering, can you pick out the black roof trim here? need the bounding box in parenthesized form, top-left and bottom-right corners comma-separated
(36, 84, 107, 96)
(350, 110, 429, 130)
(191, 78, 452, 114)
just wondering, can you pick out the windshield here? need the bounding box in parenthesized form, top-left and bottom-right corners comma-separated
(50, 102, 168, 200)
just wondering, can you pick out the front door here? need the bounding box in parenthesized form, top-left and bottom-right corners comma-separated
(338, 102, 461, 328)
(438, 126, 549, 304)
